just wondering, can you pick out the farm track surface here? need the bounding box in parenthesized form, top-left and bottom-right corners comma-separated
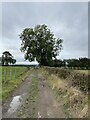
(2, 69, 66, 118)
(37, 73, 65, 118)
(2, 71, 33, 118)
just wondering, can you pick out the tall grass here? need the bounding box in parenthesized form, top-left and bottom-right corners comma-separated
(44, 67, 89, 93)
(43, 67, 88, 118)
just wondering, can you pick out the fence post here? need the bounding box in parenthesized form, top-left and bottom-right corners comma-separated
(14, 69, 16, 79)
(10, 69, 12, 80)
(4, 69, 6, 84)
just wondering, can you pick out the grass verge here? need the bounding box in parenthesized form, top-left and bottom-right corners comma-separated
(17, 70, 39, 118)
(44, 67, 89, 93)
(2, 66, 30, 101)
(42, 67, 88, 118)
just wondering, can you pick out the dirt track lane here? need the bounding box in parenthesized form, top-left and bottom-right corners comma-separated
(2, 73, 33, 118)
(37, 73, 65, 118)
(2, 69, 66, 118)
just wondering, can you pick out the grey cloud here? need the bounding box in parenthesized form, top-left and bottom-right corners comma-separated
(2, 2, 87, 38)
(1, 2, 88, 63)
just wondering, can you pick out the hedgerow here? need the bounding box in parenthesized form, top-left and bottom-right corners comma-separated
(44, 67, 89, 93)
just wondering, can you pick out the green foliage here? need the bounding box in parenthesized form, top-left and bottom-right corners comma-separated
(0, 51, 16, 66)
(65, 57, 90, 69)
(52, 59, 65, 67)
(19, 24, 63, 66)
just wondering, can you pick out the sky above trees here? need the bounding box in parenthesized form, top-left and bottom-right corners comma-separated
(0, 2, 88, 64)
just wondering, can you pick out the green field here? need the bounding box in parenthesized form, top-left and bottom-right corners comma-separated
(1, 66, 29, 101)
(74, 70, 89, 74)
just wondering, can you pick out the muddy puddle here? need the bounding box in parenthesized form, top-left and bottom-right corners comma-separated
(7, 94, 26, 114)
(8, 96, 22, 113)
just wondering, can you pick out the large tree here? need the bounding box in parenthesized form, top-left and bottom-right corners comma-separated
(1, 51, 16, 65)
(19, 24, 63, 66)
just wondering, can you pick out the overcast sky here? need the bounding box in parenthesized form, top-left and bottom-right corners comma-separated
(0, 2, 88, 64)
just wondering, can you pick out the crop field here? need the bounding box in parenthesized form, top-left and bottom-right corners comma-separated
(1, 66, 29, 101)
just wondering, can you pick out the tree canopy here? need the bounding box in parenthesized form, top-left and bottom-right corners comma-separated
(49, 57, 90, 69)
(19, 24, 63, 66)
(1, 51, 16, 65)
(65, 57, 90, 69)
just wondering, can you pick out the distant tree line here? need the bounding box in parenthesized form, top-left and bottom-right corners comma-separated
(0, 51, 89, 69)
(52, 57, 90, 69)
(52, 59, 65, 67)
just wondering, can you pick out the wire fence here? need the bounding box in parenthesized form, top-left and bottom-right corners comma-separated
(2, 67, 28, 85)
(3, 69, 17, 84)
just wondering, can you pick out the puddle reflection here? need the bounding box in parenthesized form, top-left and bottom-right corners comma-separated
(8, 95, 22, 113)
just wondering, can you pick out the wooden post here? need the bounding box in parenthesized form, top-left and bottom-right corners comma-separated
(4, 69, 6, 84)
(14, 69, 16, 79)
(10, 69, 12, 80)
